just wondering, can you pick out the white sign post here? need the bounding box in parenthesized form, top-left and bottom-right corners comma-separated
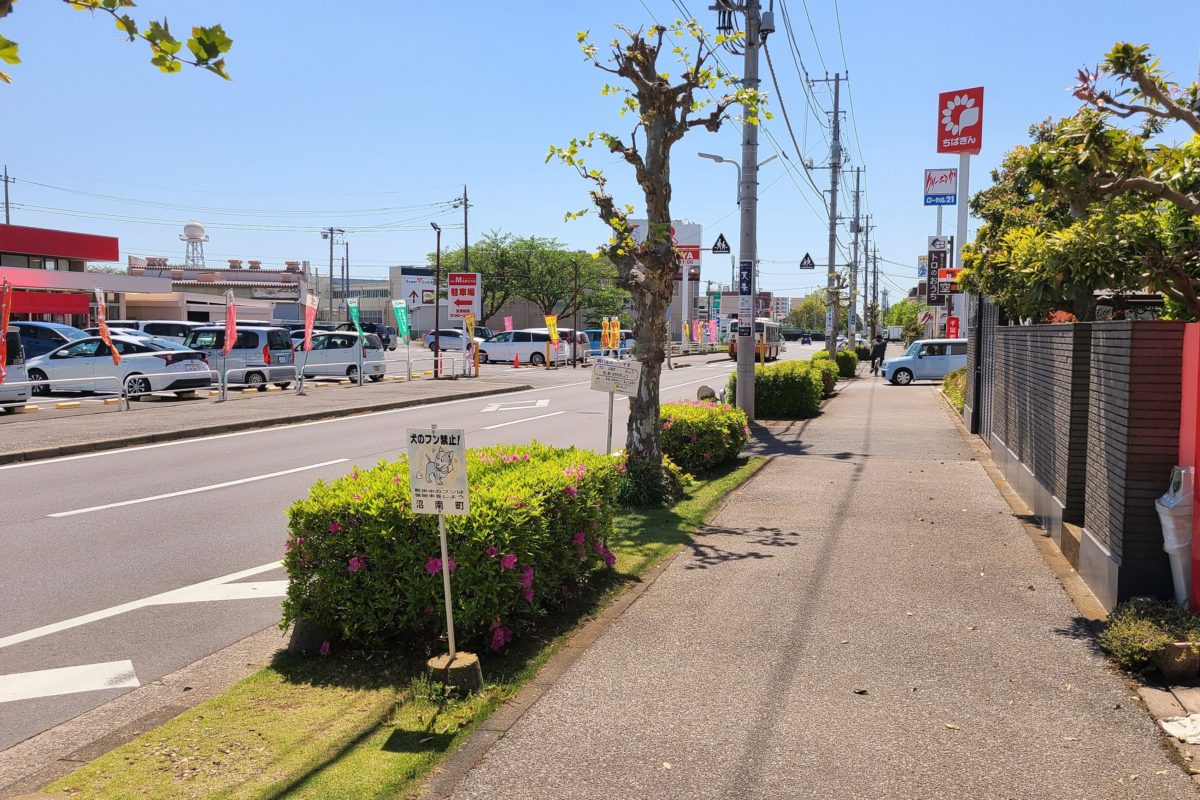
(407, 426, 469, 659)
(591, 357, 641, 454)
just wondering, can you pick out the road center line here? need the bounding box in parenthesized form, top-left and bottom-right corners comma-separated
(481, 411, 566, 430)
(47, 459, 348, 518)
(0, 561, 283, 651)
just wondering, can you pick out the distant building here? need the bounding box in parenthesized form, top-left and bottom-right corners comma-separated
(132, 257, 307, 323)
(771, 296, 791, 321)
(315, 275, 390, 325)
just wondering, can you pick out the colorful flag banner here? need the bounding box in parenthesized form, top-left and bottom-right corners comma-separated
(692, 319, 702, 344)
(503, 315, 513, 332)
(464, 312, 476, 336)
(0, 279, 11, 384)
(545, 315, 558, 343)
(390, 299, 410, 344)
(347, 297, 363, 336)
(707, 319, 718, 344)
(304, 293, 319, 351)
(93, 287, 120, 366)
(221, 290, 237, 356)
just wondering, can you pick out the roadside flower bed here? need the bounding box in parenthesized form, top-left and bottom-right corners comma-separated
(659, 400, 749, 473)
(281, 443, 621, 652)
(727, 361, 824, 418)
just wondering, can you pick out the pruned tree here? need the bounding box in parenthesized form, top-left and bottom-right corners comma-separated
(0, 0, 232, 84)
(547, 19, 764, 500)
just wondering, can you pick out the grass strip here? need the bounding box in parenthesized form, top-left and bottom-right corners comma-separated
(48, 456, 767, 800)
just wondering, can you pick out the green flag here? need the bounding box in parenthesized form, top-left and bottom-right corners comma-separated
(390, 300, 410, 343)
(347, 297, 363, 336)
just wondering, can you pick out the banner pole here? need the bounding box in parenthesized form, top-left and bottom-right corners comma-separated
(607, 387, 615, 454)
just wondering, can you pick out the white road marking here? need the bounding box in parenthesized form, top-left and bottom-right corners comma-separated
(480, 398, 550, 413)
(481, 411, 566, 430)
(151, 580, 288, 605)
(0, 660, 140, 704)
(0, 561, 282, 651)
(0, 382, 591, 471)
(47, 459, 348, 517)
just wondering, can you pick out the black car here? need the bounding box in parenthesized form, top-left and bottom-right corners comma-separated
(335, 321, 392, 349)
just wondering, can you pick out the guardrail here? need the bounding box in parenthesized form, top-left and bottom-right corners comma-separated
(0, 374, 126, 411)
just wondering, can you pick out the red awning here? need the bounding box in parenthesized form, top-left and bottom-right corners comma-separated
(11, 290, 89, 315)
(0, 225, 119, 261)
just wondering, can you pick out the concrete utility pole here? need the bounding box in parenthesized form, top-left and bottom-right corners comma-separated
(462, 185, 469, 273)
(321, 227, 345, 323)
(861, 215, 871, 339)
(849, 167, 861, 342)
(815, 73, 843, 356)
(734, 0, 763, 419)
(872, 246, 880, 337)
(431, 223, 442, 377)
(2, 165, 11, 225)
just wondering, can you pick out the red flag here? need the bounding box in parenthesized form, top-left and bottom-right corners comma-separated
(221, 290, 236, 356)
(92, 287, 120, 366)
(262, 342, 271, 365)
(303, 293, 319, 352)
(0, 279, 11, 385)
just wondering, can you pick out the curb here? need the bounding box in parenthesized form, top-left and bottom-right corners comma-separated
(0, 384, 532, 466)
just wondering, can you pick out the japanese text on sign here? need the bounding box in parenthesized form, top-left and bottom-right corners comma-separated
(407, 428, 470, 515)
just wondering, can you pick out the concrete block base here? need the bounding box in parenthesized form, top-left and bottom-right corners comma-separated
(54, 401, 81, 409)
(427, 651, 484, 693)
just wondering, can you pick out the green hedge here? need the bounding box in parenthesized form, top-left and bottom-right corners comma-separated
(835, 349, 858, 377)
(660, 400, 749, 473)
(727, 361, 823, 418)
(811, 358, 839, 397)
(855, 344, 871, 361)
(281, 444, 621, 653)
(942, 366, 966, 413)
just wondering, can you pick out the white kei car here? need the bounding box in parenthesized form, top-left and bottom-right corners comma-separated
(25, 335, 213, 399)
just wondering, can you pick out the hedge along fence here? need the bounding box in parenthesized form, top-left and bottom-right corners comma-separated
(282, 443, 621, 653)
(814, 349, 859, 379)
(727, 361, 823, 419)
(660, 400, 750, 473)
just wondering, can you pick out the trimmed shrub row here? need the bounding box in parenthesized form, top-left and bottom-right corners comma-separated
(810, 358, 839, 398)
(727, 361, 823, 419)
(814, 349, 859, 378)
(855, 344, 871, 361)
(660, 400, 750, 473)
(282, 443, 621, 653)
(942, 366, 966, 413)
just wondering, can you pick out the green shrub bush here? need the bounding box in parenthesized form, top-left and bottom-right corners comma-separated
(660, 400, 750, 473)
(835, 349, 859, 378)
(618, 453, 693, 508)
(942, 366, 967, 413)
(812, 350, 832, 363)
(1100, 598, 1200, 674)
(282, 443, 621, 653)
(727, 361, 823, 418)
(855, 344, 871, 361)
(811, 358, 839, 397)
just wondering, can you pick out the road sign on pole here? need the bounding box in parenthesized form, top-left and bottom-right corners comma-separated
(446, 273, 481, 320)
(712, 233, 731, 254)
(591, 357, 641, 454)
(799, 253, 816, 269)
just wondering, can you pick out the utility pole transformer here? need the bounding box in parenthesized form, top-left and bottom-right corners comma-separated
(816, 73, 842, 356)
(734, 0, 762, 419)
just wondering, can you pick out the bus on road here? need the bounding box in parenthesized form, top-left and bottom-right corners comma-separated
(727, 318, 782, 362)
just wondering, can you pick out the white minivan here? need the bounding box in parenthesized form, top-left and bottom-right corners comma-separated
(183, 326, 296, 390)
(478, 329, 569, 366)
(299, 331, 386, 382)
(108, 320, 206, 344)
(0, 331, 30, 413)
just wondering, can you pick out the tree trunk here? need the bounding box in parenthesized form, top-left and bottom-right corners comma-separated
(626, 266, 671, 468)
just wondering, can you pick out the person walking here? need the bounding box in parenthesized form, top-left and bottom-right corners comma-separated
(869, 334, 887, 375)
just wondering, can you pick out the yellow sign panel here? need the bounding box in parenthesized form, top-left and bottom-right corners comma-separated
(545, 315, 559, 343)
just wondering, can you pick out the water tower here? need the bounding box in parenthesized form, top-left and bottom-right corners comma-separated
(180, 220, 209, 269)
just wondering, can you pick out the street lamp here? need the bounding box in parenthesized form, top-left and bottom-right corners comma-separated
(431, 222, 442, 377)
(698, 152, 742, 206)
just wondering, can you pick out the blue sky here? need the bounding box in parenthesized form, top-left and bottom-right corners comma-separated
(2, 0, 1198, 303)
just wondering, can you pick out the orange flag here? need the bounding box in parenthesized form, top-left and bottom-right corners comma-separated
(93, 287, 120, 366)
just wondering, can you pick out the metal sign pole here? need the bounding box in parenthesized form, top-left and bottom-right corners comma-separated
(357, 337, 364, 386)
(438, 512, 457, 659)
(606, 387, 615, 454)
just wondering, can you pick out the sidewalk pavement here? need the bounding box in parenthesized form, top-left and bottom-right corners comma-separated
(0, 375, 529, 464)
(446, 375, 1198, 799)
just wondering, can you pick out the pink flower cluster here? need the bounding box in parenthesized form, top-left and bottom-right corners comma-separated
(593, 539, 617, 567)
(328, 520, 343, 535)
(501, 453, 530, 464)
(563, 464, 588, 481)
(348, 555, 366, 573)
(500, 552, 518, 570)
(520, 566, 536, 603)
(490, 621, 513, 652)
(563, 485, 578, 498)
(425, 556, 456, 575)
(284, 536, 305, 554)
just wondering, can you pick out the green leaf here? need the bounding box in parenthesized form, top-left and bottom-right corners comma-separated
(0, 34, 19, 66)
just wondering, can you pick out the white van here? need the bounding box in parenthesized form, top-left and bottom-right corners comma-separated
(0, 331, 30, 413)
(299, 331, 386, 382)
(108, 320, 206, 344)
(183, 326, 296, 390)
(478, 329, 569, 366)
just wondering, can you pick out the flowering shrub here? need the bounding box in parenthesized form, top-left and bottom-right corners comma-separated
(727, 361, 823, 418)
(281, 443, 621, 652)
(659, 400, 749, 473)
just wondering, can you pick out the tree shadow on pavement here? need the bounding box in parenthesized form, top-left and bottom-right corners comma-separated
(745, 421, 814, 456)
(1051, 615, 1107, 657)
(684, 526, 802, 570)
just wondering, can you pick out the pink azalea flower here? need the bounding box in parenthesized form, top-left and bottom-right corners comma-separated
(603, 548, 617, 568)
(486, 545, 498, 557)
(319, 640, 331, 656)
(425, 556, 442, 575)
(284, 539, 294, 553)
(500, 553, 518, 570)
(328, 520, 343, 535)
(350, 471, 359, 481)
(489, 622, 513, 651)
(572, 531, 586, 546)
(594, 540, 606, 555)
(447, 557, 457, 573)
(521, 453, 530, 462)
(563, 485, 578, 498)
(520, 566, 535, 590)
(348, 555, 365, 573)
(392, 476, 403, 484)
(522, 587, 535, 603)
(353, 493, 363, 501)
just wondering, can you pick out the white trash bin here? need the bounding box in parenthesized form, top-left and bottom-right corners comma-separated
(1156, 466, 1194, 607)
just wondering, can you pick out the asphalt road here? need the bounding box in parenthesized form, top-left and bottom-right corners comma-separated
(0, 343, 818, 751)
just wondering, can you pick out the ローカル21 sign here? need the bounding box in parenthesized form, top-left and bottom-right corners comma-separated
(937, 87, 983, 155)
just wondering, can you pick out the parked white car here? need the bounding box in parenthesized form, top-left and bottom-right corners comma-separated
(183, 326, 296, 390)
(298, 331, 386, 382)
(423, 328, 484, 353)
(478, 329, 569, 366)
(25, 335, 212, 399)
(107, 320, 207, 344)
(0, 331, 30, 413)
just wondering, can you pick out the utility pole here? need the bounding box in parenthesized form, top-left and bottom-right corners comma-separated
(462, 185, 469, 273)
(860, 215, 870, 340)
(849, 166, 861, 342)
(431, 223, 442, 377)
(343, 240, 350, 322)
(1, 165, 11, 225)
(814, 73, 843, 356)
(872, 245, 880, 337)
(733, 0, 763, 419)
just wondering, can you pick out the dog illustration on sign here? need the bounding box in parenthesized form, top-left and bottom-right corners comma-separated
(422, 447, 455, 486)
